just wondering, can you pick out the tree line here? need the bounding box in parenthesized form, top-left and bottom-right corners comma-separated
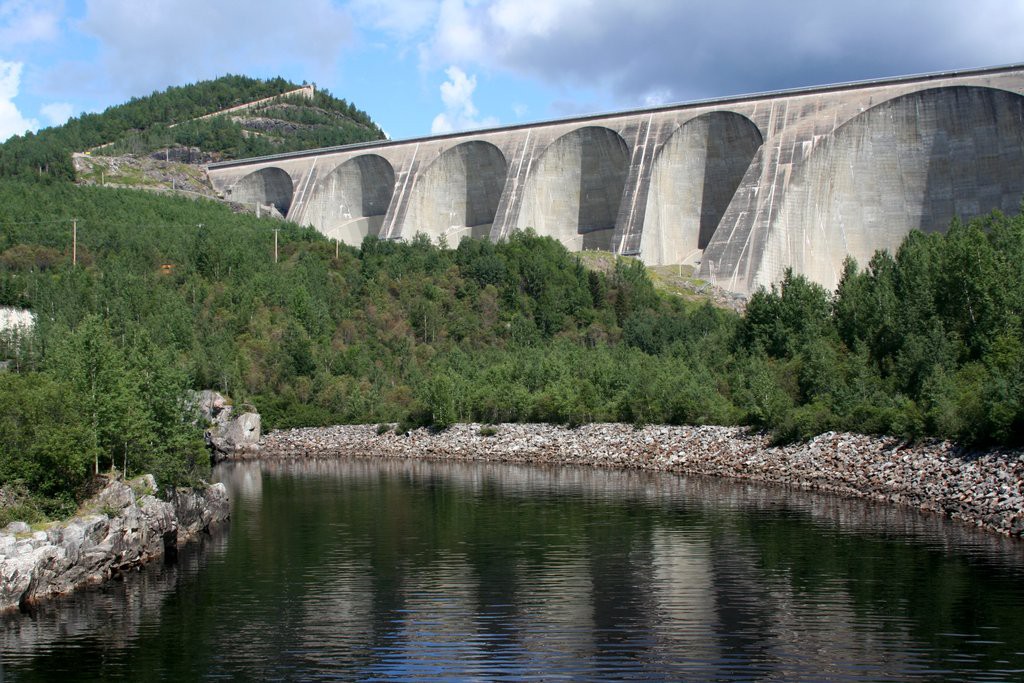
(0, 180, 1021, 520)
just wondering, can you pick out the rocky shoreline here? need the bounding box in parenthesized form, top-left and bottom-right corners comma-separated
(252, 423, 1024, 538)
(0, 477, 229, 613)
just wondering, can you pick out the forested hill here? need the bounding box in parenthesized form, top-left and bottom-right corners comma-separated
(0, 74, 385, 182)
(1, 177, 1023, 524)
(0, 75, 1022, 521)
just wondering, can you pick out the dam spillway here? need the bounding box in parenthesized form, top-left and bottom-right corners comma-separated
(207, 64, 1024, 295)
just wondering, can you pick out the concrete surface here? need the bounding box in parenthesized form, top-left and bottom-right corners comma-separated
(401, 141, 507, 243)
(208, 64, 1024, 294)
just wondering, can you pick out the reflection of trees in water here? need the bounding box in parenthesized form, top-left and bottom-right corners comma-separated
(214, 461, 263, 502)
(6, 458, 1024, 680)
(221, 458, 1024, 679)
(0, 530, 228, 668)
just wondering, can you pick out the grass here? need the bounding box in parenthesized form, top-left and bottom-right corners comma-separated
(0, 502, 51, 529)
(574, 251, 742, 310)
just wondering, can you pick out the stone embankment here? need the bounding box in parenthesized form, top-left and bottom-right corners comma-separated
(0, 477, 229, 613)
(255, 424, 1024, 538)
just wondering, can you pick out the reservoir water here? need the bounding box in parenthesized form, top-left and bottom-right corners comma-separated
(3, 457, 1024, 681)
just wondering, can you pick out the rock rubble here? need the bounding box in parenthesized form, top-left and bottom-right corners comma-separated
(0, 477, 229, 613)
(253, 423, 1024, 538)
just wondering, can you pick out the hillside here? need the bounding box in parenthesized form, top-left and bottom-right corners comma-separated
(1, 179, 1023, 518)
(0, 76, 1022, 522)
(0, 75, 386, 183)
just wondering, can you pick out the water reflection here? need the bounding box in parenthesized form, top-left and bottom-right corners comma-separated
(2, 457, 1024, 681)
(0, 530, 229, 680)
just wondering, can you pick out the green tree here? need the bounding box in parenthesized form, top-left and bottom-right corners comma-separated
(46, 315, 138, 475)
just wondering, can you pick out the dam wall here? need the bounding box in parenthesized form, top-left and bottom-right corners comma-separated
(208, 65, 1024, 294)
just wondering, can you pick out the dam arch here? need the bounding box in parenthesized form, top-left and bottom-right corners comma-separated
(639, 112, 763, 266)
(515, 126, 630, 252)
(401, 141, 508, 244)
(759, 85, 1024, 291)
(229, 167, 294, 217)
(304, 155, 395, 245)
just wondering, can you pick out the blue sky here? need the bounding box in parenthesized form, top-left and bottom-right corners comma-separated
(2, 0, 1024, 143)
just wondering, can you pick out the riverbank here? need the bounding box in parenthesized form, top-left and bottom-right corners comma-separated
(253, 423, 1024, 538)
(0, 477, 229, 613)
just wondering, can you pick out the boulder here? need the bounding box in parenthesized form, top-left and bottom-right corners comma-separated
(207, 412, 261, 460)
(91, 479, 136, 511)
(4, 521, 29, 535)
(189, 389, 262, 460)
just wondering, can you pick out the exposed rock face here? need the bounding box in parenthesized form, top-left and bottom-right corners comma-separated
(208, 412, 261, 461)
(0, 477, 229, 613)
(72, 152, 218, 199)
(192, 390, 262, 460)
(172, 483, 231, 538)
(193, 389, 230, 425)
(255, 423, 1024, 539)
(147, 146, 215, 164)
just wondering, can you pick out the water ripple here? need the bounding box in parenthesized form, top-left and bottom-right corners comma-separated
(2, 458, 1024, 681)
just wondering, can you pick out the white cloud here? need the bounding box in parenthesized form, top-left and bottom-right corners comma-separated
(430, 65, 498, 134)
(0, 61, 39, 141)
(642, 89, 672, 107)
(0, 0, 62, 48)
(40, 101, 73, 126)
(487, 0, 582, 39)
(77, 0, 353, 99)
(439, 65, 477, 113)
(348, 0, 437, 38)
(431, 0, 487, 65)
(379, 0, 1024, 109)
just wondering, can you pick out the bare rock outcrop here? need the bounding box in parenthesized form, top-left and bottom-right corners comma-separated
(0, 477, 229, 613)
(193, 390, 261, 460)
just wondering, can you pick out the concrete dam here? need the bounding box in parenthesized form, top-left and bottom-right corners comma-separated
(207, 64, 1024, 295)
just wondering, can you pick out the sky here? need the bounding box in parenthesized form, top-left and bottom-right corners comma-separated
(1, 0, 1024, 143)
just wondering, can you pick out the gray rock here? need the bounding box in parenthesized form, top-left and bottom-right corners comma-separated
(255, 422, 1024, 539)
(172, 483, 230, 540)
(0, 534, 14, 555)
(92, 480, 135, 511)
(4, 521, 29, 535)
(0, 479, 229, 613)
(208, 411, 261, 459)
(190, 389, 232, 426)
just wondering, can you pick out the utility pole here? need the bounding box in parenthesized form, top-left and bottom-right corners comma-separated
(274, 228, 279, 263)
(335, 238, 339, 259)
(72, 218, 77, 265)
